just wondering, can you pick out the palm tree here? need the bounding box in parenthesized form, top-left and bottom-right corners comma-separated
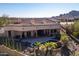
(44, 42, 57, 55)
(50, 42, 58, 49)
(45, 42, 57, 49)
(39, 44, 46, 55)
(34, 42, 41, 47)
(34, 42, 41, 56)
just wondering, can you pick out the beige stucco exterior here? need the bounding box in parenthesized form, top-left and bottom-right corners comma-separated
(0, 18, 60, 38)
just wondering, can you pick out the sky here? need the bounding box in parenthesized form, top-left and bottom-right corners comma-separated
(0, 3, 79, 18)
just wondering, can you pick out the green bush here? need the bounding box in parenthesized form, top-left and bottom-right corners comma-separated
(72, 32, 79, 37)
(60, 32, 68, 43)
(71, 21, 79, 37)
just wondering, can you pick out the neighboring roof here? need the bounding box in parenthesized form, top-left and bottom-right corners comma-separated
(50, 17, 60, 22)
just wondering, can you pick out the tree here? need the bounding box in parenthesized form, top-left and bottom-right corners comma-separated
(71, 20, 79, 38)
(44, 42, 58, 56)
(34, 42, 41, 47)
(44, 42, 57, 49)
(34, 42, 41, 56)
(72, 32, 79, 38)
(39, 44, 46, 56)
(60, 32, 68, 43)
(0, 15, 9, 26)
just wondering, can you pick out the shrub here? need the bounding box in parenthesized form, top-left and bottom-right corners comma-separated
(60, 32, 68, 43)
(71, 20, 79, 37)
(72, 32, 79, 37)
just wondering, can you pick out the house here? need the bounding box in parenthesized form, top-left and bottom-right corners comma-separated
(0, 18, 61, 51)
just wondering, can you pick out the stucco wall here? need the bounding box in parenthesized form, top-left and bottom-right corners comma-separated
(4, 24, 60, 31)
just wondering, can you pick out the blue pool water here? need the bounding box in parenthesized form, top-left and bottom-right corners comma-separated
(21, 37, 59, 46)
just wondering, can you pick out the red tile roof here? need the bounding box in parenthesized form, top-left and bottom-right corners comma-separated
(7, 18, 58, 27)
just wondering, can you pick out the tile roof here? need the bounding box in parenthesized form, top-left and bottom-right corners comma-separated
(7, 18, 58, 27)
